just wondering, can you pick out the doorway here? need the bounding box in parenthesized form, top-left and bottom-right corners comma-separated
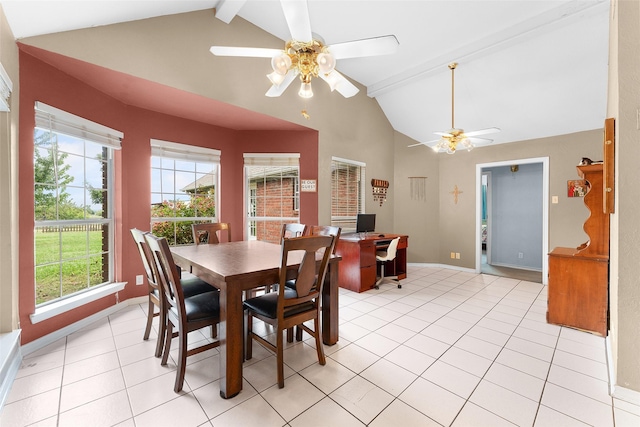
(476, 157, 549, 284)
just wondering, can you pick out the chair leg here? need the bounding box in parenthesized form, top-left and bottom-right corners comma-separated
(295, 325, 303, 341)
(277, 327, 284, 388)
(174, 326, 188, 393)
(161, 322, 173, 366)
(286, 327, 294, 343)
(143, 298, 154, 340)
(313, 316, 326, 365)
(155, 303, 167, 358)
(245, 313, 253, 360)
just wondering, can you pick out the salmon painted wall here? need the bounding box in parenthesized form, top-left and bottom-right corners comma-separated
(18, 51, 318, 344)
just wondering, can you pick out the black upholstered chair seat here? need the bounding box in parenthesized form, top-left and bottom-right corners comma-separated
(243, 288, 314, 319)
(181, 276, 215, 297)
(170, 291, 221, 322)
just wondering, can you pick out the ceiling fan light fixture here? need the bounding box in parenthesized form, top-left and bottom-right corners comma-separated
(298, 82, 313, 98)
(271, 53, 292, 75)
(316, 52, 336, 74)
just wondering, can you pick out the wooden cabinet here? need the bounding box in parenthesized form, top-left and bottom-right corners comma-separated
(547, 164, 609, 336)
(336, 234, 408, 293)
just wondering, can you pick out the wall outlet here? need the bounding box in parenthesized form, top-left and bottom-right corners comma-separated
(136, 275, 144, 285)
(455, 252, 460, 259)
(450, 252, 455, 259)
(518, 252, 524, 259)
(552, 195, 559, 204)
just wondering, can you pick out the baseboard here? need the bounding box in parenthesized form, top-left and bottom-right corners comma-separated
(0, 330, 22, 410)
(488, 261, 542, 272)
(21, 295, 147, 357)
(407, 262, 476, 274)
(605, 335, 640, 405)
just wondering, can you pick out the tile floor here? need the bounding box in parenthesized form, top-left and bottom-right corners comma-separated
(3, 266, 640, 426)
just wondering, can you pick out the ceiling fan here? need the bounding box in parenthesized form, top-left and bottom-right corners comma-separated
(409, 62, 500, 154)
(209, 0, 399, 99)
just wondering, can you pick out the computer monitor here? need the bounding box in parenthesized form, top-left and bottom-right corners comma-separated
(356, 213, 376, 233)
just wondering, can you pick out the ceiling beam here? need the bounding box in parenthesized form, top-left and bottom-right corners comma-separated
(215, 0, 247, 23)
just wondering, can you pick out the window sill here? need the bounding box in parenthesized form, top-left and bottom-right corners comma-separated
(30, 282, 127, 324)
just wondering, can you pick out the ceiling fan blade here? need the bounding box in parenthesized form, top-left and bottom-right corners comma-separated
(464, 127, 501, 137)
(329, 35, 399, 60)
(319, 71, 359, 98)
(434, 131, 453, 137)
(280, 0, 312, 42)
(408, 139, 440, 148)
(265, 70, 297, 97)
(467, 136, 494, 144)
(209, 46, 281, 58)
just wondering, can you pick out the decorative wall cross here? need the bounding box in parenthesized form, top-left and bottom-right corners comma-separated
(450, 185, 463, 204)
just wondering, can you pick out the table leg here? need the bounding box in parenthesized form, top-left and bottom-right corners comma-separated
(322, 260, 339, 345)
(218, 284, 244, 399)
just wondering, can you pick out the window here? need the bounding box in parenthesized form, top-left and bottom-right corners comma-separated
(34, 102, 122, 306)
(151, 140, 220, 245)
(245, 153, 300, 243)
(331, 157, 365, 231)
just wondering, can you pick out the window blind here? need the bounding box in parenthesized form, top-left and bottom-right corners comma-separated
(243, 153, 300, 166)
(34, 101, 123, 149)
(151, 139, 221, 163)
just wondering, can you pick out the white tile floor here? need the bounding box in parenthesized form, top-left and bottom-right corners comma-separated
(3, 266, 640, 426)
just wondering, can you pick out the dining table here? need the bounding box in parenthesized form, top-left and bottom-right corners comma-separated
(170, 240, 341, 399)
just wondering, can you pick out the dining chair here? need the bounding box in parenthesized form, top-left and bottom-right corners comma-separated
(281, 223, 307, 239)
(130, 228, 213, 358)
(144, 233, 221, 393)
(287, 225, 341, 342)
(244, 234, 335, 388)
(375, 236, 402, 289)
(192, 222, 231, 244)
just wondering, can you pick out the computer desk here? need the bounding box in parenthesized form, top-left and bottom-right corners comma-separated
(335, 233, 408, 293)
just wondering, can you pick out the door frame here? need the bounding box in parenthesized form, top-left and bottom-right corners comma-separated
(475, 157, 549, 284)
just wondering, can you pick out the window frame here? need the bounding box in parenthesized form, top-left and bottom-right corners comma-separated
(244, 153, 300, 243)
(331, 157, 366, 232)
(33, 102, 122, 308)
(150, 139, 221, 246)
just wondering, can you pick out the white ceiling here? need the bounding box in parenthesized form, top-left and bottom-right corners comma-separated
(1, 0, 610, 147)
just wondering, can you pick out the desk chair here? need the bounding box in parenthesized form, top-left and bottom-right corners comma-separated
(192, 222, 231, 244)
(130, 228, 213, 358)
(244, 234, 335, 388)
(145, 233, 221, 393)
(375, 237, 401, 289)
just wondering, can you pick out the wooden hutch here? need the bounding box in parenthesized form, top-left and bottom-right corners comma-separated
(547, 164, 609, 336)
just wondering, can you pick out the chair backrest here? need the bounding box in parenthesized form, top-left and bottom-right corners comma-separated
(130, 228, 157, 290)
(144, 233, 186, 321)
(381, 237, 401, 261)
(308, 225, 342, 254)
(192, 222, 231, 245)
(281, 223, 307, 240)
(278, 235, 334, 306)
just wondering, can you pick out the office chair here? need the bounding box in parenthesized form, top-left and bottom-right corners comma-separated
(375, 237, 401, 289)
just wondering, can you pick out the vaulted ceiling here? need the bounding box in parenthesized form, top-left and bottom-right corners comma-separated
(1, 0, 610, 146)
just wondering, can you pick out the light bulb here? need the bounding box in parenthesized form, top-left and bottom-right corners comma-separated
(298, 82, 313, 98)
(267, 71, 286, 86)
(271, 53, 291, 75)
(316, 52, 336, 74)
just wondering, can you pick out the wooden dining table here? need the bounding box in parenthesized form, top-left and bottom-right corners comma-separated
(170, 240, 340, 399)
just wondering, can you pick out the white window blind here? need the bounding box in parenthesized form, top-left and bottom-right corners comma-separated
(34, 102, 123, 149)
(243, 153, 300, 166)
(0, 62, 12, 112)
(331, 157, 365, 230)
(151, 139, 221, 163)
